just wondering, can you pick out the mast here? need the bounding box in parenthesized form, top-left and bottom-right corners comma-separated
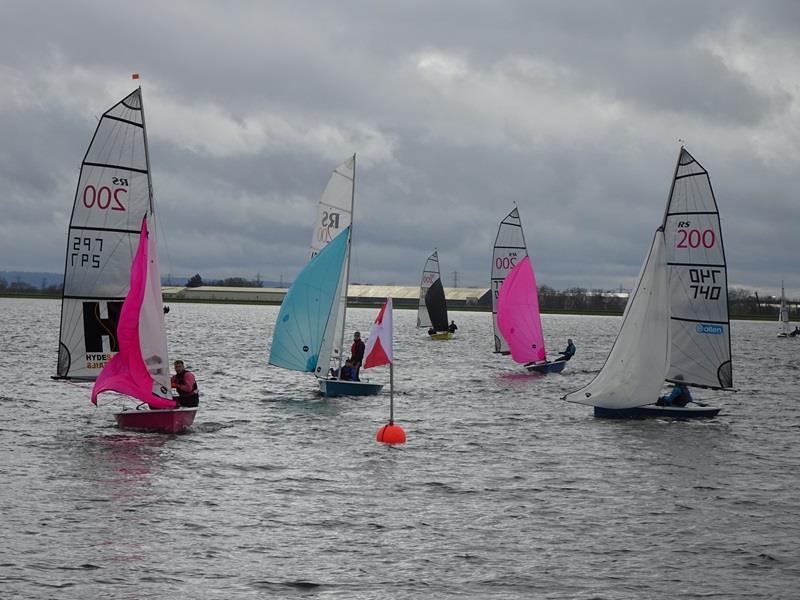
(336, 154, 356, 379)
(138, 86, 155, 215)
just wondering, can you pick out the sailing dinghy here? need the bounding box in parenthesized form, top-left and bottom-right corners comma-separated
(92, 216, 197, 433)
(418, 251, 452, 339)
(497, 255, 567, 374)
(777, 282, 792, 337)
(54, 87, 155, 381)
(563, 147, 732, 418)
(269, 156, 383, 397)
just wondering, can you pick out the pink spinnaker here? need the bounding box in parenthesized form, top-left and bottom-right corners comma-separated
(91, 217, 175, 409)
(496, 256, 547, 364)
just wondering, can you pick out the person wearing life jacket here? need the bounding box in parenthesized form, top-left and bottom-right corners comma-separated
(349, 332, 365, 381)
(556, 339, 576, 362)
(171, 360, 199, 407)
(448, 320, 458, 334)
(657, 376, 692, 407)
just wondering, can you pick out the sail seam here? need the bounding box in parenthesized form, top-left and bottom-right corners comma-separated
(62, 295, 128, 300)
(674, 172, 706, 181)
(82, 161, 148, 174)
(666, 211, 717, 216)
(667, 261, 725, 268)
(121, 100, 141, 111)
(105, 114, 144, 128)
(68, 225, 141, 234)
(671, 316, 728, 325)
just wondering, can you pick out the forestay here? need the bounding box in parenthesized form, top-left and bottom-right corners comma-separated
(664, 148, 732, 389)
(417, 250, 440, 328)
(56, 88, 153, 381)
(491, 208, 528, 353)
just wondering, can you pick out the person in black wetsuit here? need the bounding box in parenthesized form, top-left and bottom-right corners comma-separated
(448, 320, 458, 334)
(556, 339, 576, 362)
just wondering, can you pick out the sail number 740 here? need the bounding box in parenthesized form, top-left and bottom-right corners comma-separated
(689, 268, 722, 300)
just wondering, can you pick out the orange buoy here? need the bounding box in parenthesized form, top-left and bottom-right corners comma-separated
(376, 421, 406, 445)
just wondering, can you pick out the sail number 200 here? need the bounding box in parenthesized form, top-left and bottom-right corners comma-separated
(82, 185, 127, 211)
(676, 227, 715, 249)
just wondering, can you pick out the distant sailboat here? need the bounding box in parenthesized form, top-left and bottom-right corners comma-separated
(269, 156, 383, 397)
(496, 255, 567, 374)
(416, 250, 440, 329)
(563, 147, 732, 418)
(92, 216, 197, 433)
(777, 281, 791, 338)
(418, 251, 452, 339)
(54, 88, 155, 381)
(491, 207, 528, 354)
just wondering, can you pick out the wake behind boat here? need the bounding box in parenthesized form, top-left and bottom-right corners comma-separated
(563, 147, 732, 419)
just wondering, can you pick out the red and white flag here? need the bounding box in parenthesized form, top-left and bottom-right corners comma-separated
(363, 298, 393, 369)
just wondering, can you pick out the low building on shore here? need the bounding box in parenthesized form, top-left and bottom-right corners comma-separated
(162, 285, 491, 309)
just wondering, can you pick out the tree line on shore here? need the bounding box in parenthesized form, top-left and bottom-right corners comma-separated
(1, 274, 794, 319)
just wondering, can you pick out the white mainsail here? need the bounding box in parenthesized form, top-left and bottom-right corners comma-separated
(778, 282, 790, 337)
(313, 156, 355, 379)
(56, 88, 154, 381)
(417, 250, 440, 328)
(310, 156, 354, 259)
(565, 147, 732, 410)
(491, 207, 529, 353)
(663, 148, 732, 389)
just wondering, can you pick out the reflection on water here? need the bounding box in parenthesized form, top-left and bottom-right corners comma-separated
(1, 298, 799, 599)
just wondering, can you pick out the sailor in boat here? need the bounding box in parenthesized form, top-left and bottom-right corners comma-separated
(554, 338, 576, 362)
(656, 376, 693, 407)
(427, 326, 436, 337)
(171, 360, 199, 407)
(330, 359, 356, 381)
(448, 320, 458, 334)
(349, 331, 365, 381)
(790, 327, 800, 337)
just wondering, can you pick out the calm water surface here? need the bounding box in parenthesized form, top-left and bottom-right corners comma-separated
(1, 297, 799, 599)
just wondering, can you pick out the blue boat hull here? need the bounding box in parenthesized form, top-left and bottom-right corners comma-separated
(594, 404, 721, 419)
(318, 379, 383, 397)
(526, 360, 567, 374)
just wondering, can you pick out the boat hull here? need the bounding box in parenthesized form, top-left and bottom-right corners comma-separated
(114, 407, 198, 433)
(526, 360, 567, 374)
(318, 379, 384, 397)
(429, 332, 453, 340)
(593, 404, 721, 419)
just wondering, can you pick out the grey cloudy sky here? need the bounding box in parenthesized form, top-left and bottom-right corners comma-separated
(1, 1, 798, 295)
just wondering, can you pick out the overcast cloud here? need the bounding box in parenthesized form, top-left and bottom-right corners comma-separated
(1, 1, 798, 295)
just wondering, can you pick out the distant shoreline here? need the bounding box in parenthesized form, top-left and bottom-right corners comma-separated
(0, 291, 781, 321)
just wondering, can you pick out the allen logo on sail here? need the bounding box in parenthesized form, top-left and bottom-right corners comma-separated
(696, 323, 724, 335)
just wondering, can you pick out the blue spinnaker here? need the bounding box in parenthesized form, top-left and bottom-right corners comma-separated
(268, 227, 350, 372)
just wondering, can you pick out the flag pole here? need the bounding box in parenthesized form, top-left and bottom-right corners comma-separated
(389, 359, 394, 424)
